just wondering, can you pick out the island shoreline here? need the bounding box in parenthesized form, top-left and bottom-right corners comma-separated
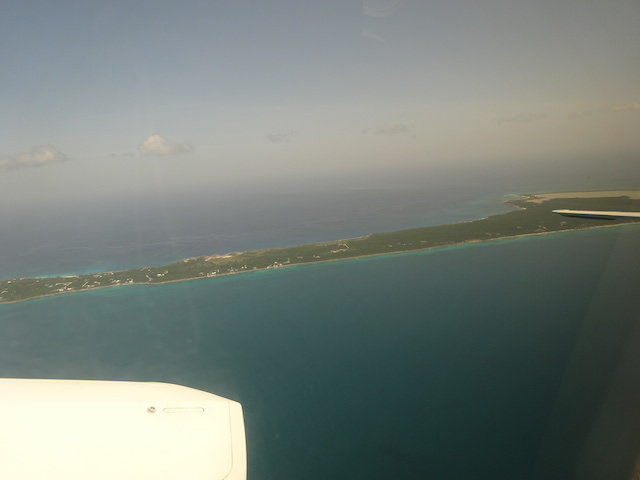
(2, 219, 638, 306)
(2, 191, 640, 304)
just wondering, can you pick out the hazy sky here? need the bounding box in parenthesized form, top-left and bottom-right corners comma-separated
(1, 0, 639, 203)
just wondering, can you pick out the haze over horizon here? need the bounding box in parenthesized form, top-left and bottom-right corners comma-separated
(1, 0, 639, 204)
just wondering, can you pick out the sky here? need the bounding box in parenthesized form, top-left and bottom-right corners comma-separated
(1, 0, 639, 205)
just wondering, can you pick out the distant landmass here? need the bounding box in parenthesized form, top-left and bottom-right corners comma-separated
(2, 191, 640, 304)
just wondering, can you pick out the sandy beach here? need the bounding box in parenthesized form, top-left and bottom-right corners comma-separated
(525, 190, 640, 203)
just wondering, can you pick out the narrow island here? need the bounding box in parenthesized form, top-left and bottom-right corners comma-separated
(2, 191, 640, 304)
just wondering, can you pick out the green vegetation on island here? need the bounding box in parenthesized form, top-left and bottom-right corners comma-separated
(2, 192, 640, 304)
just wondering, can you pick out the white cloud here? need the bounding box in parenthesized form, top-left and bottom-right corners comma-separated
(608, 102, 640, 112)
(0, 146, 68, 171)
(137, 135, 194, 156)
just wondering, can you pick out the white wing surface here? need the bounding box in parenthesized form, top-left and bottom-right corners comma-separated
(0, 379, 246, 480)
(552, 209, 640, 219)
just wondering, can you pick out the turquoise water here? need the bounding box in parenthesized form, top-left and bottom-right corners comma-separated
(2, 224, 640, 479)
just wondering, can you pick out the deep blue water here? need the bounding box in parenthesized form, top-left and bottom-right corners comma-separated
(0, 184, 514, 279)
(1, 224, 640, 479)
(1, 162, 640, 479)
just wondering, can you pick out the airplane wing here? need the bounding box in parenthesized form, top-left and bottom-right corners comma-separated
(552, 209, 640, 220)
(0, 379, 246, 480)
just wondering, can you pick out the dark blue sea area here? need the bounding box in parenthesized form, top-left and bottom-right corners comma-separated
(1, 162, 640, 479)
(0, 183, 513, 280)
(1, 225, 640, 479)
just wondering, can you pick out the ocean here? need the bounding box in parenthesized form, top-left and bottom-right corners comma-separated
(1, 163, 640, 479)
